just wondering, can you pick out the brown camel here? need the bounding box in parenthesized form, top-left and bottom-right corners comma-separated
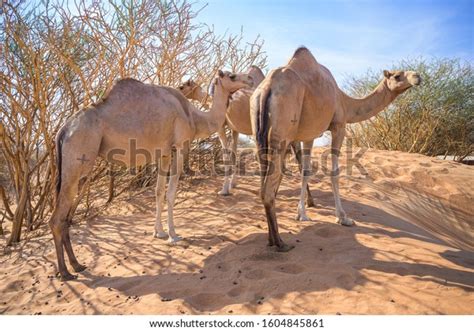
(50, 70, 253, 280)
(179, 67, 316, 206)
(251, 47, 421, 251)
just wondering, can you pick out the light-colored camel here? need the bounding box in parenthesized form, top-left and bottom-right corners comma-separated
(179, 67, 316, 206)
(179, 66, 265, 194)
(49, 70, 253, 280)
(179, 79, 211, 109)
(251, 47, 421, 251)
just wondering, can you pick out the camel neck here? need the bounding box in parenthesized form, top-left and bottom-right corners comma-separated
(197, 90, 211, 106)
(192, 83, 228, 138)
(343, 79, 397, 123)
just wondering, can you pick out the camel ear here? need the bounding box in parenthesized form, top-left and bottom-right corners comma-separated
(218, 70, 224, 78)
(383, 70, 392, 79)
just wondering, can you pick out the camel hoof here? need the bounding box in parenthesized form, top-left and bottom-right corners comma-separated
(59, 272, 78, 281)
(295, 213, 312, 222)
(168, 236, 182, 244)
(72, 264, 87, 273)
(276, 243, 295, 253)
(218, 190, 232, 196)
(154, 231, 168, 239)
(337, 217, 356, 226)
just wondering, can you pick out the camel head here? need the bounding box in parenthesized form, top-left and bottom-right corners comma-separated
(178, 79, 205, 101)
(383, 70, 422, 93)
(210, 70, 253, 96)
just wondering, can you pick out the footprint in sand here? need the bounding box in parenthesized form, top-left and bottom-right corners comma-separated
(314, 226, 343, 238)
(227, 285, 247, 297)
(274, 263, 305, 275)
(436, 167, 449, 174)
(4, 280, 23, 292)
(336, 273, 356, 288)
(351, 183, 363, 191)
(244, 269, 269, 280)
(249, 251, 289, 262)
(187, 293, 226, 311)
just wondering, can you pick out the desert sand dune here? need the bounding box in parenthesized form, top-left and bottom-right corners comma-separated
(0, 148, 473, 314)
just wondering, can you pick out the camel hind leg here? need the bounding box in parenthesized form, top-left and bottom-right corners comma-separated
(50, 161, 95, 280)
(50, 195, 76, 280)
(50, 127, 101, 280)
(260, 140, 294, 252)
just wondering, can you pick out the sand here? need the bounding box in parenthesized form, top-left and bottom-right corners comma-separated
(1, 148, 473, 314)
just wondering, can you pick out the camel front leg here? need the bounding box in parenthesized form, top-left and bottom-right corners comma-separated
(217, 127, 232, 196)
(330, 124, 355, 226)
(182, 140, 191, 176)
(166, 149, 184, 243)
(154, 155, 171, 239)
(296, 140, 314, 221)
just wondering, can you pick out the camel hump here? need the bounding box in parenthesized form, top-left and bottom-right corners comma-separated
(292, 46, 311, 57)
(110, 78, 144, 93)
(288, 46, 318, 66)
(115, 77, 143, 85)
(98, 78, 145, 103)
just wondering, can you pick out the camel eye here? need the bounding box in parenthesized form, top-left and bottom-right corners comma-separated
(179, 86, 183, 90)
(229, 74, 236, 80)
(394, 74, 401, 81)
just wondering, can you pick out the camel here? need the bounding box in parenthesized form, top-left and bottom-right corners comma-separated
(179, 79, 211, 109)
(251, 47, 421, 251)
(179, 66, 265, 194)
(179, 67, 316, 206)
(49, 70, 253, 280)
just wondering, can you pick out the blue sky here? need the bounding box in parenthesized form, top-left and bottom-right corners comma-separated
(195, 0, 473, 82)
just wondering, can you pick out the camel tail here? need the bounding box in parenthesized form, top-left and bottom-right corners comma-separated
(256, 88, 272, 151)
(55, 129, 66, 198)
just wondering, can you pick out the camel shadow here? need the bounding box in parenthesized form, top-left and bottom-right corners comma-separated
(77, 218, 474, 313)
(78, 223, 369, 312)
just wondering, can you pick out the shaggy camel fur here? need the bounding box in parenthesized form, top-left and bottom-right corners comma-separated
(251, 47, 421, 251)
(50, 71, 253, 280)
(179, 67, 316, 205)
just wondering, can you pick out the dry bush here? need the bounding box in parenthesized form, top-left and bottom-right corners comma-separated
(346, 58, 473, 161)
(0, 0, 266, 245)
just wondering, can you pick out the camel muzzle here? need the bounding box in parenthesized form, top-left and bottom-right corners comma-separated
(412, 74, 422, 86)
